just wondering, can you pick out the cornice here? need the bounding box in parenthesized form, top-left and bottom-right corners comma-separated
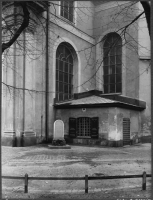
(95, 1, 131, 13)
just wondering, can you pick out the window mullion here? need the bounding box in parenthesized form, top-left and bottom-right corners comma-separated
(115, 54, 116, 93)
(109, 53, 110, 93)
(68, 2, 70, 20)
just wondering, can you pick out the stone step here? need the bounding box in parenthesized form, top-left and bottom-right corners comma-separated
(72, 138, 107, 146)
(48, 144, 71, 149)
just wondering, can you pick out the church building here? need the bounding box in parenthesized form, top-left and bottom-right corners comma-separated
(2, 1, 151, 147)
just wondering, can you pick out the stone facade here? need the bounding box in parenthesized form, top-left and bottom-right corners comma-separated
(55, 106, 141, 147)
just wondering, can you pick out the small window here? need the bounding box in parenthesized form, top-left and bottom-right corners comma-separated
(69, 117, 99, 138)
(77, 117, 91, 137)
(61, 1, 74, 23)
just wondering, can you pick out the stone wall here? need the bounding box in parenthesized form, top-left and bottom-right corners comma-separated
(55, 106, 141, 146)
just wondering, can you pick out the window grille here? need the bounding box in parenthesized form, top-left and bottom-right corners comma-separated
(77, 117, 91, 137)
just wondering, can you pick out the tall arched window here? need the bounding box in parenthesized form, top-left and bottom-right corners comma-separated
(103, 33, 122, 93)
(56, 43, 73, 101)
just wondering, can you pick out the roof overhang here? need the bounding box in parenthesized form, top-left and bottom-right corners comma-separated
(54, 94, 146, 111)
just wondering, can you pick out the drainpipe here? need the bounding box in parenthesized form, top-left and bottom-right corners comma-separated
(22, 30, 26, 146)
(13, 5, 17, 146)
(0, 3, 2, 198)
(45, 4, 49, 142)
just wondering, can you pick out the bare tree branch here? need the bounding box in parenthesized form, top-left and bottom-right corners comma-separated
(140, 1, 150, 36)
(118, 11, 145, 33)
(2, 2, 30, 54)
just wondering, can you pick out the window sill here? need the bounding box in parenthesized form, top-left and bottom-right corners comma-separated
(60, 16, 75, 27)
(102, 93, 122, 96)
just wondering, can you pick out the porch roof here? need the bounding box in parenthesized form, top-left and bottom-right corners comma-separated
(54, 95, 146, 111)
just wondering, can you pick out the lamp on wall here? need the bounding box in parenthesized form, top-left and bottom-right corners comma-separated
(82, 108, 86, 112)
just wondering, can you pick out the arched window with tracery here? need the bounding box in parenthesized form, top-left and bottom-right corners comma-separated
(103, 33, 122, 93)
(56, 43, 73, 101)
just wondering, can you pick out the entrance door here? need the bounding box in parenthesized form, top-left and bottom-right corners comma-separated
(123, 118, 130, 145)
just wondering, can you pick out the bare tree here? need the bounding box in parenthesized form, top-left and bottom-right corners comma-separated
(2, 1, 150, 94)
(2, 1, 150, 54)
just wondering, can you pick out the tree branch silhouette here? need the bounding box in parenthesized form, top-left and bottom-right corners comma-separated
(2, 2, 30, 53)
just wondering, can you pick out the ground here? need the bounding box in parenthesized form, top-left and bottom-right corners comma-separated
(2, 143, 152, 199)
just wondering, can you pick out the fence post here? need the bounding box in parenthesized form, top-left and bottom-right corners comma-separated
(85, 175, 88, 193)
(142, 171, 146, 190)
(24, 173, 28, 193)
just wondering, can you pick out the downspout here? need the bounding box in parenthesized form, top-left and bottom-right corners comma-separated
(13, 5, 17, 146)
(45, 4, 49, 142)
(0, 2, 2, 198)
(22, 30, 26, 146)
